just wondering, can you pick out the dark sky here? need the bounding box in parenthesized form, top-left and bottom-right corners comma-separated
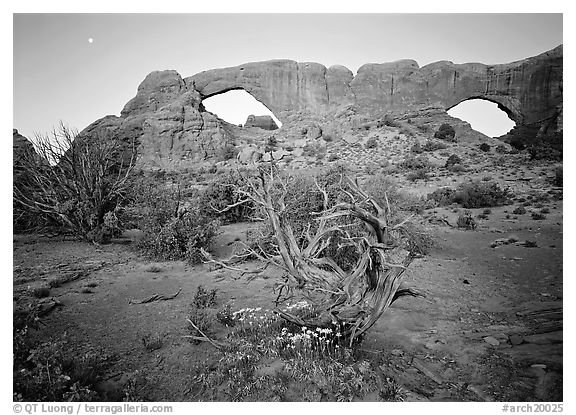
(13, 14, 563, 138)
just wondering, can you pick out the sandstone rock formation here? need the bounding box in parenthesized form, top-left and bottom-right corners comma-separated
(244, 115, 278, 130)
(75, 45, 562, 169)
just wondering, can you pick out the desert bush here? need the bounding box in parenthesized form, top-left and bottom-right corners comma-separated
(137, 215, 219, 263)
(406, 169, 428, 182)
(383, 114, 401, 128)
(411, 142, 423, 154)
(187, 306, 216, 341)
(216, 304, 236, 327)
(495, 144, 508, 153)
(428, 181, 511, 208)
(193, 285, 218, 309)
(479, 143, 491, 152)
(444, 154, 462, 169)
(399, 155, 432, 171)
(448, 164, 466, 173)
(427, 187, 457, 206)
(302, 142, 326, 159)
(399, 125, 414, 137)
(199, 171, 254, 223)
(126, 181, 219, 263)
(422, 140, 448, 152)
(13, 123, 136, 241)
(13, 329, 115, 402)
(457, 213, 477, 230)
(531, 212, 546, 220)
(218, 145, 237, 161)
(416, 123, 431, 133)
(512, 205, 527, 215)
(434, 123, 456, 142)
(454, 181, 512, 208)
(365, 137, 378, 149)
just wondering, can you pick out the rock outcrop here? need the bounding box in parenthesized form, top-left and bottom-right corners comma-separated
(188, 46, 562, 130)
(244, 115, 278, 130)
(76, 45, 562, 169)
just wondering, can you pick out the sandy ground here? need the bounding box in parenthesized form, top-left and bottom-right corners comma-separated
(13, 190, 563, 401)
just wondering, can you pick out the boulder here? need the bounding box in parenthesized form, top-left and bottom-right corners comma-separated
(244, 114, 278, 130)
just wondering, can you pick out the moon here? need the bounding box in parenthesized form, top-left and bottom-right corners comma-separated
(88, 38, 94, 44)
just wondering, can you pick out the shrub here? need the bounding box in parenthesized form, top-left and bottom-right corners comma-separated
(406, 169, 428, 182)
(193, 285, 218, 309)
(383, 114, 401, 128)
(137, 215, 219, 263)
(428, 181, 512, 208)
(399, 155, 432, 171)
(445, 154, 463, 169)
(453, 181, 512, 208)
(434, 123, 456, 141)
(422, 140, 448, 152)
(302, 143, 326, 159)
(216, 304, 236, 327)
(427, 187, 457, 206)
(218, 145, 237, 161)
(531, 212, 546, 220)
(365, 137, 378, 149)
(13, 123, 136, 241)
(187, 306, 216, 341)
(448, 164, 466, 173)
(495, 144, 508, 153)
(479, 143, 491, 152)
(411, 142, 423, 154)
(127, 181, 220, 263)
(13, 335, 114, 402)
(457, 213, 477, 230)
(200, 171, 254, 224)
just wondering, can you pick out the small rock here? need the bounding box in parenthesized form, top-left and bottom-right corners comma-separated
(483, 336, 500, 346)
(463, 279, 470, 284)
(531, 364, 547, 370)
(509, 334, 524, 346)
(390, 349, 404, 357)
(508, 234, 519, 243)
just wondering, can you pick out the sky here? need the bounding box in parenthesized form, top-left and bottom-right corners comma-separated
(13, 13, 563, 139)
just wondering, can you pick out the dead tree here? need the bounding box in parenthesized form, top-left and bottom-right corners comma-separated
(13, 122, 136, 240)
(205, 162, 424, 346)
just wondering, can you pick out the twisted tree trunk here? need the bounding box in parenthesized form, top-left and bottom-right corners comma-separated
(207, 163, 423, 346)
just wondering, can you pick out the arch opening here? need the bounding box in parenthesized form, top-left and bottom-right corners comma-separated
(447, 98, 515, 138)
(202, 89, 282, 129)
